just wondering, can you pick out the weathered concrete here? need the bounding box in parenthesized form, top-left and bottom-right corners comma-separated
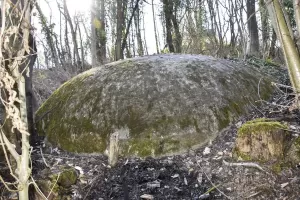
(36, 54, 280, 157)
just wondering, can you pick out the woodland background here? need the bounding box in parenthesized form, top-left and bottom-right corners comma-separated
(34, 0, 286, 72)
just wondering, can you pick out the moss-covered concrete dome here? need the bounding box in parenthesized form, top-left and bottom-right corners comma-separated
(36, 54, 278, 157)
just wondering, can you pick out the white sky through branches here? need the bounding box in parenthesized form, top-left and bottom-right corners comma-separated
(33, 0, 163, 67)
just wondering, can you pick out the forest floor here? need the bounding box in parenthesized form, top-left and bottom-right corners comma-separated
(1, 66, 300, 200)
(29, 105, 300, 200)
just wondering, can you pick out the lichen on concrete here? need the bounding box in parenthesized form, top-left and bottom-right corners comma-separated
(36, 54, 282, 157)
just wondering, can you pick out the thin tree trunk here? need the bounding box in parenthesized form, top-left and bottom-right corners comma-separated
(115, 0, 124, 60)
(259, 0, 269, 58)
(35, 1, 60, 67)
(142, 11, 149, 55)
(64, 15, 72, 64)
(76, 18, 85, 71)
(266, 0, 300, 95)
(163, 0, 175, 52)
(152, 0, 159, 54)
(99, 0, 107, 63)
(91, 0, 97, 66)
(121, 0, 141, 57)
(171, 1, 182, 53)
(268, 29, 277, 58)
(134, 4, 144, 56)
(246, 0, 260, 57)
(63, 0, 81, 67)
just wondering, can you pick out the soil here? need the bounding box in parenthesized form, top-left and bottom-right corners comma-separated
(1, 67, 300, 200)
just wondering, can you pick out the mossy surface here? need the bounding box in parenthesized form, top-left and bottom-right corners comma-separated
(271, 162, 292, 174)
(36, 55, 281, 157)
(234, 118, 291, 163)
(55, 167, 78, 188)
(35, 167, 78, 199)
(293, 136, 300, 154)
(237, 118, 288, 137)
(233, 147, 252, 161)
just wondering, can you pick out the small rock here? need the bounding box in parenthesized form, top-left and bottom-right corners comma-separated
(217, 151, 224, 156)
(147, 180, 160, 188)
(226, 187, 232, 192)
(74, 166, 84, 174)
(217, 167, 223, 173)
(203, 147, 211, 155)
(197, 174, 202, 183)
(290, 125, 297, 130)
(140, 194, 154, 199)
(281, 182, 289, 188)
(235, 121, 242, 128)
(171, 174, 179, 178)
(184, 177, 188, 185)
(199, 193, 210, 199)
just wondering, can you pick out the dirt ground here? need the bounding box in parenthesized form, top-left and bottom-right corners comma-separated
(1, 67, 300, 200)
(27, 108, 300, 200)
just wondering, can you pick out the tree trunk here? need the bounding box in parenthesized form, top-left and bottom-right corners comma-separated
(99, 0, 107, 63)
(121, 0, 140, 58)
(91, 0, 97, 66)
(246, 0, 260, 57)
(171, 1, 182, 53)
(134, 4, 144, 56)
(268, 29, 277, 58)
(35, 2, 60, 67)
(152, 0, 160, 54)
(76, 17, 85, 71)
(163, 0, 175, 52)
(115, 0, 124, 60)
(259, 0, 269, 58)
(63, 0, 81, 67)
(0, 0, 35, 199)
(266, 0, 300, 96)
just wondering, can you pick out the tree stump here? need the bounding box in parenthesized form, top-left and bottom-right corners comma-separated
(233, 118, 291, 162)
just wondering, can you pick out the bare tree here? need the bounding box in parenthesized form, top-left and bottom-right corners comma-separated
(152, 0, 160, 54)
(115, 0, 125, 60)
(163, 0, 175, 52)
(0, 0, 36, 199)
(246, 0, 259, 57)
(35, 1, 60, 67)
(63, 0, 81, 68)
(265, 0, 300, 103)
(134, 2, 144, 56)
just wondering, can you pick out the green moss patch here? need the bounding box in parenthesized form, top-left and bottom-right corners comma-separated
(234, 118, 291, 163)
(238, 118, 288, 137)
(36, 55, 281, 158)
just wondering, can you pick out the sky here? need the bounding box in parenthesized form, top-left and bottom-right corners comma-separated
(33, 0, 163, 66)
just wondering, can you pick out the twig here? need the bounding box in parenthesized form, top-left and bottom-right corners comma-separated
(83, 175, 100, 200)
(197, 163, 233, 200)
(29, 177, 48, 200)
(271, 82, 294, 90)
(0, 129, 20, 182)
(40, 147, 50, 168)
(245, 191, 262, 199)
(223, 160, 265, 172)
(47, 173, 60, 199)
(0, 175, 18, 192)
(204, 184, 221, 194)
